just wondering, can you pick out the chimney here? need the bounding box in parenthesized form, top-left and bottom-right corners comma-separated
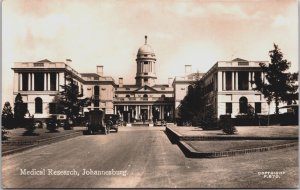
(168, 77, 173, 87)
(66, 59, 72, 65)
(97, 65, 103, 76)
(119, 77, 123, 87)
(185, 65, 192, 75)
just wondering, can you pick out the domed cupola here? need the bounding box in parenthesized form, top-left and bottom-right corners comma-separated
(137, 36, 156, 57)
(135, 36, 157, 87)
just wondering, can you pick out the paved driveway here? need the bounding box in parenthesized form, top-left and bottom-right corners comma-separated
(2, 127, 298, 188)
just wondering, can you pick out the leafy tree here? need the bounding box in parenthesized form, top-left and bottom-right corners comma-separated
(2, 101, 13, 128)
(14, 93, 27, 127)
(253, 44, 298, 115)
(178, 72, 204, 124)
(55, 74, 89, 120)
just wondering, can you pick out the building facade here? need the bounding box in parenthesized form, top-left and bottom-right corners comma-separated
(114, 36, 174, 123)
(11, 36, 289, 125)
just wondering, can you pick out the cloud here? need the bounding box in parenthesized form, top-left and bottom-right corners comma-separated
(271, 15, 290, 28)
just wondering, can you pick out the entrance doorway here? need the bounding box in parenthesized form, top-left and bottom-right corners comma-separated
(140, 109, 148, 121)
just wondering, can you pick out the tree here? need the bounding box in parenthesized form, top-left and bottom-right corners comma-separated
(178, 72, 204, 124)
(14, 93, 27, 127)
(55, 74, 89, 120)
(253, 44, 298, 115)
(2, 101, 13, 128)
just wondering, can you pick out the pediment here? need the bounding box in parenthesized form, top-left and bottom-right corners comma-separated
(134, 85, 158, 92)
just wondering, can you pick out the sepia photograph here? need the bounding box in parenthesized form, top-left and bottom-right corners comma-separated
(1, 0, 298, 188)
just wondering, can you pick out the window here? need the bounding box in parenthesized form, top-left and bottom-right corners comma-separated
(239, 97, 248, 114)
(35, 97, 43, 113)
(225, 72, 232, 90)
(50, 73, 57, 91)
(226, 103, 232, 114)
(21, 73, 29, 91)
(94, 86, 99, 96)
(34, 73, 44, 91)
(126, 94, 130, 98)
(255, 102, 261, 113)
(238, 71, 249, 90)
(34, 63, 44, 67)
(143, 61, 150, 72)
(49, 103, 56, 114)
(238, 61, 249, 66)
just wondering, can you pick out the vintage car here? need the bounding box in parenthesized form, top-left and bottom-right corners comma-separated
(56, 114, 73, 130)
(104, 114, 120, 133)
(85, 110, 108, 135)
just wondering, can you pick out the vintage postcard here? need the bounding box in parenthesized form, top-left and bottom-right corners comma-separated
(1, 0, 298, 189)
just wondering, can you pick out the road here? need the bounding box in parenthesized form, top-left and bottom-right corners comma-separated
(2, 127, 298, 188)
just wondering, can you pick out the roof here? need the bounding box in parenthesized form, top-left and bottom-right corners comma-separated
(80, 73, 100, 77)
(232, 58, 248, 62)
(153, 84, 169, 88)
(35, 59, 52, 63)
(137, 36, 155, 56)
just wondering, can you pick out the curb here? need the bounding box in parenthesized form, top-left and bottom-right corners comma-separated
(2, 131, 82, 156)
(165, 127, 299, 158)
(178, 140, 298, 158)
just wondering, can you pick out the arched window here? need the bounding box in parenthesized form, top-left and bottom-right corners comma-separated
(239, 97, 248, 114)
(35, 97, 43, 113)
(143, 94, 148, 98)
(161, 94, 166, 99)
(126, 94, 130, 98)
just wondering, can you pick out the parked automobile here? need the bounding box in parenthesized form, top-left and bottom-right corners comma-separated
(104, 114, 120, 133)
(56, 114, 73, 130)
(47, 115, 59, 132)
(85, 110, 108, 135)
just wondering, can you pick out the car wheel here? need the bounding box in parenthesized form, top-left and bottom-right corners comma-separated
(34, 121, 42, 128)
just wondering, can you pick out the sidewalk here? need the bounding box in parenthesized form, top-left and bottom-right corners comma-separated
(2, 127, 85, 155)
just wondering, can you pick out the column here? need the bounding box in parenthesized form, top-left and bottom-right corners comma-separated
(48, 73, 51, 90)
(28, 73, 31, 91)
(135, 106, 138, 119)
(231, 71, 235, 90)
(235, 72, 239, 90)
(56, 73, 59, 91)
(162, 105, 164, 120)
(44, 73, 47, 91)
(138, 105, 141, 119)
(160, 105, 162, 120)
(147, 105, 150, 120)
(217, 72, 222, 91)
(149, 105, 152, 120)
(32, 73, 35, 91)
(13, 73, 18, 92)
(222, 72, 226, 91)
(248, 72, 252, 90)
(19, 73, 23, 91)
(59, 72, 64, 90)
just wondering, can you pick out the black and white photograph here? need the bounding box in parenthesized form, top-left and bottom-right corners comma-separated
(1, 0, 298, 188)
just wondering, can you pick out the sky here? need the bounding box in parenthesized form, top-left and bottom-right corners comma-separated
(2, 0, 298, 104)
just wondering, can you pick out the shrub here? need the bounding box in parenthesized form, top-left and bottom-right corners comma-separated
(2, 128, 8, 141)
(220, 115, 236, 135)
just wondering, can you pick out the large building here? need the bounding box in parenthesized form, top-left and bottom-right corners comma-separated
(114, 36, 174, 123)
(11, 36, 289, 125)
